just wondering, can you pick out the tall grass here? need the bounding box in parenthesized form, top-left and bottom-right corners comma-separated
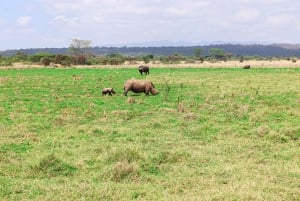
(0, 67, 299, 200)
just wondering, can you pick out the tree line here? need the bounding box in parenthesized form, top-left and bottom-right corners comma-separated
(0, 39, 299, 67)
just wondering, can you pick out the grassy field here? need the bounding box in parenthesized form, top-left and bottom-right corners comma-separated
(0, 67, 299, 200)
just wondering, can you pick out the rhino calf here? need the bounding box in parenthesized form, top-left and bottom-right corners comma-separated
(138, 65, 149, 75)
(102, 88, 116, 96)
(123, 79, 159, 96)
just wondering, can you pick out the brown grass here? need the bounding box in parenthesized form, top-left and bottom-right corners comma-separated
(2, 60, 300, 69)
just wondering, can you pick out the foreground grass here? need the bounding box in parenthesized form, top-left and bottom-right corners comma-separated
(0, 67, 299, 200)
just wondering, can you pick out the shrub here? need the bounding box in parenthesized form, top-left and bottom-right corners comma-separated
(53, 54, 71, 65)
(28, 53, 54, 63)
(41, 57, 51, 66)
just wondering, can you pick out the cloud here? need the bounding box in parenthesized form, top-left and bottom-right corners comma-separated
(2, 0, 300, 49)
(235, 8, 260, 21)
(296, 21, 300, 31)
(166, 7, 187, 16)
(17, 16, 31, 26)
(232, 0, 285, 4)
(266, 14, 292, 26)
(51, 15, 79, 26)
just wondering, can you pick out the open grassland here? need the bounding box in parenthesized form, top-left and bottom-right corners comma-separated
(0, 67, 299, 200)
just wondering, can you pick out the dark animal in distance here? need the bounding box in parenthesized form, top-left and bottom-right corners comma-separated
(243, 65, 251, 69)
(138, 65, 150, 75)
(123, 79, 159, 96)
(102, 88, 116, 96)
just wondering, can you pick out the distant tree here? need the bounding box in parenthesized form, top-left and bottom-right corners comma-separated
(126, 56, 137, 64)
(68, 39, 93, 65)
(239, 56, 244, 62)
(71, 55, 87, 65)
(194, 48, 204, 62)
(53, 54, 70, 65)
(68, 39, 93, 56)
(142, 54, 154, 64)
(106, 53, 125, 65)
(208, 48, 227, 61)
(28, 52, 54, 63)
(14, 51, 27, 62)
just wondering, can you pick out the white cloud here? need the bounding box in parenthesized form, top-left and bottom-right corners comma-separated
(232, 0, 284, 4)
(235, 8, 260, 21)
(51, 15, 79, 26)
(166, 7, 187, 16)
(2, 0, 300, 49)
(266, 14, 292, 26)
(17, 16, 31, 26)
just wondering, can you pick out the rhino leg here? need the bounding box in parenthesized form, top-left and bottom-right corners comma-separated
(145, 87, 150, 95)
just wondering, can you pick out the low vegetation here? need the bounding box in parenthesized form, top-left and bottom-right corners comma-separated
(0, 67, 299, 200)
(1, 43, 299, 67)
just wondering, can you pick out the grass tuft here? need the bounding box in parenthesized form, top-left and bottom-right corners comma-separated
(32, 154, 77, 177)
(107, 149, 143, 163)
(107, 161, 140, 182)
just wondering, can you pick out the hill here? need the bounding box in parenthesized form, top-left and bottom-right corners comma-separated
(1, 44, 300, 57)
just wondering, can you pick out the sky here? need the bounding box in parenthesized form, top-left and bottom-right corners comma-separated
(1, 0, 300, 50)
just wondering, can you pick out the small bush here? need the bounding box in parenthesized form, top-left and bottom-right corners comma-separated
(41, 57, 51, 66)
(0, 60, 13, 66)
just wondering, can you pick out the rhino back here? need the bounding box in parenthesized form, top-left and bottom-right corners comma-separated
(124, 80, 150, 92)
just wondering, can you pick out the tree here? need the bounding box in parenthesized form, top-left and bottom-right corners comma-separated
(194, 48, 204, 60)
(14, 51, 27, 62)
(142, 54, 154, 64)
(208, 48, 226, 61)
(68, 39, 92, 56)
(68, 39, 93, 65)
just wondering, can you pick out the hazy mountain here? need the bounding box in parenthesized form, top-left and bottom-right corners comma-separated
(1, 43, 300, 57)
(273, 43, 300, 49)
(102, 40, 199, 47)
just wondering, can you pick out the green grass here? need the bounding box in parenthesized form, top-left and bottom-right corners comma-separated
(0, 67, 299, 200)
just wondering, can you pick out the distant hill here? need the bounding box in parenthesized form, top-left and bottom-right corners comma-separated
(1, 44, 300, 57)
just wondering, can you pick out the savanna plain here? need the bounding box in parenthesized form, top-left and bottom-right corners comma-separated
(0, 66, 299, 200)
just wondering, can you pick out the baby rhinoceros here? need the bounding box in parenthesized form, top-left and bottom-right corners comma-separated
(123, 79, 159, 96)
(102, 87, 116, 96)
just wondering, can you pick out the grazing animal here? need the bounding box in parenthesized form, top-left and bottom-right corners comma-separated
(102, 88, 116, 96)
(123, 79, 159, 96)
(243, 65, 250, 69)
(138, 65, 150, 75)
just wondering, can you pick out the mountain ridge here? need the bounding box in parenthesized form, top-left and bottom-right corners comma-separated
(1, 43, 300, 57)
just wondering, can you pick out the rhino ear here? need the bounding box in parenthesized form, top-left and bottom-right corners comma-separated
(151, 82, 155, 88)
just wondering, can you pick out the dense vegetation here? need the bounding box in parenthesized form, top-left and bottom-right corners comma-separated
(0, 48, 299, 67)
(0, 67, 299, 200)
